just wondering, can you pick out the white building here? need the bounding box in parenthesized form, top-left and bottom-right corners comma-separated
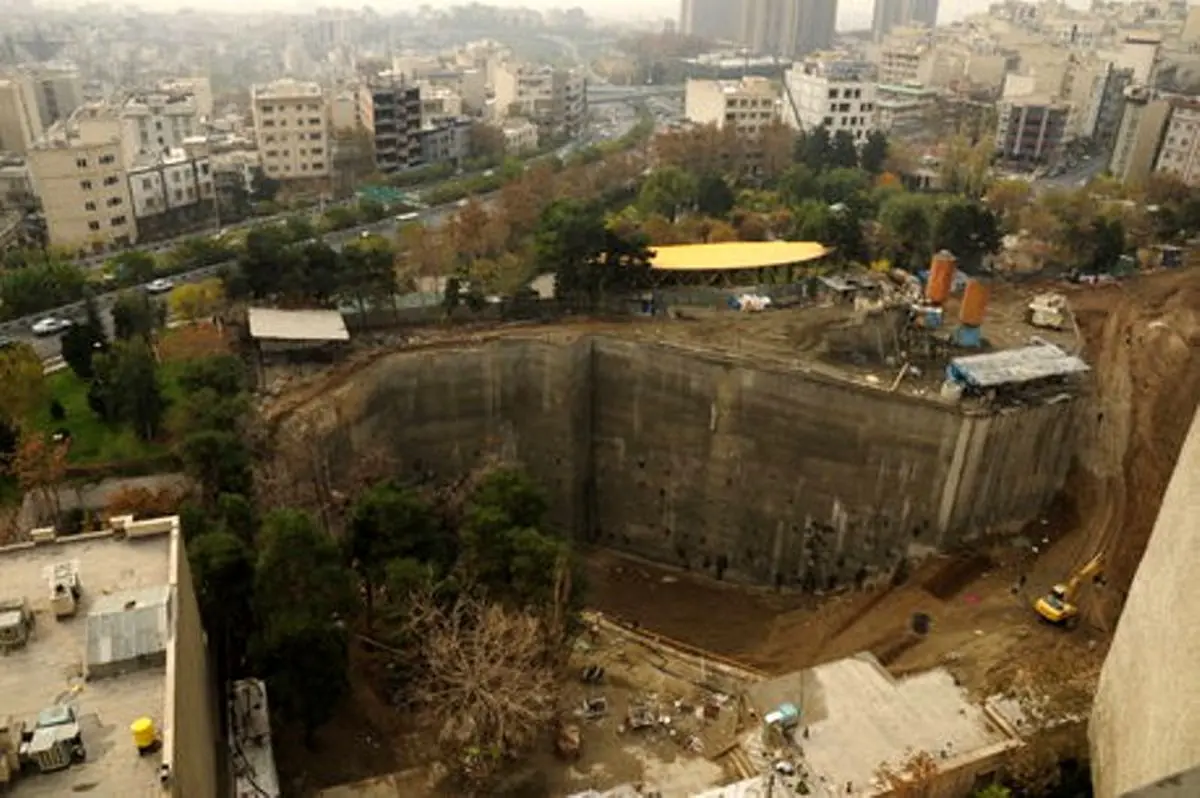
(784, 55, 879, 139)
(501, 117, 539, 153)
(875, 82, 939, 137)
(251, 79, 330, 184)
(119, 91, 201, 167)
(0, 75, 43, 155)
(157, 76, 213, 119)
(418, 84, 465, 128)
(684, 77, 781, 136)
(1153, 100, 1200, 186)
(491, 63, 587, 139)
(127, 148, 214, 221)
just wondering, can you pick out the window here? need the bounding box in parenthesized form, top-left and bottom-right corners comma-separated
(309, 117, 321, 126)
(175, 189, 183, 201)
(142, 178, 153, 189)
(155, 121, 163, 131)
(267, 165, 279, 173)
(99, 153, 115, 164)
(309, 132, 321, 141)
(111, 215, 127, 226)
(172, 172, 181, 183)
(103, 176, 119, 186)
(308, 103, 319, 112)
(310, 147, 323, 156)
(264, 134, 275, 143)
(298, 148, 306, 155)
(828, 89, 838, 99)
(282, 150, 290, 156)
(80, 180, 93, 190)
(76, 157, 88, 168)
(262, 119, 275, 127)
(84, 200, 96, 211)
(106, 196, 122, 207)
(88, 221, 100, 231)
(312, 162, 324, 170)
(823, 116, 833, 126)
(201, 163, 209, 175)
(186, 187, 195, 199)
(266, 149, 278, 157)
(300, 163, 308, 171)
(295, 104, 304, 111)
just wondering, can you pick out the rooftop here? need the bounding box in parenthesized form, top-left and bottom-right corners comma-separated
(948, 343, 1091, 388)
(252, 79, 322, 100)
(248, 308, 351, 343)
(0, 521, 179, 797)
(742, 654, 1022, 796)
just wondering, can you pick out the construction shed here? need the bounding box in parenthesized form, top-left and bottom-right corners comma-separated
(247, 308, 351, 366)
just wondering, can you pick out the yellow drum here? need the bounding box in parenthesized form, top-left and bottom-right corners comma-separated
(131, 717, 157, 751)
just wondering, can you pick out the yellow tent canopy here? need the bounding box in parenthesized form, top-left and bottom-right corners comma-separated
(649, 241, 829, 271)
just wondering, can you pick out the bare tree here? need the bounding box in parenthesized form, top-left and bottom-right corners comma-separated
(405, 589, 560, 788)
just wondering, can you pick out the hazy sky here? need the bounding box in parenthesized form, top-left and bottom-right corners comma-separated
(57, 0, 1092, 30)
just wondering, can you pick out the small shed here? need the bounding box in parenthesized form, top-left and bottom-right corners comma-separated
(248, 308, 351, 367)
(85, 585, 172, 679)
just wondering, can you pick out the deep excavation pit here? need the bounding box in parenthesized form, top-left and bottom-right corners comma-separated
(275, 333, 1081, 590)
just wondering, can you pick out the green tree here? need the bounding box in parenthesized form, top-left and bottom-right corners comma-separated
(536, 200, 653, 306)
(180, 430, 254, 503)
(973, 785, 1012, 798)
(800, 126, 831, 172)
(879, 192, 937, 270)
(254, 509, 355, 743)
(341, 234, 397, 316)
(346, 483, 445, 628)
(60, 322, 108, 380)
(778, 164, 820, 206)
(168, 236, 235, 270)
(818, 168, 870, 209)
(695, 172, 735, 216)
(0, 341, 43, 426)
(107, 250, 157, 285)
(637, 166, 697, 221)
(298, 241, 345, 305)
(933, 199, 1002, 273)
(1085, 216, 1127, 274)
(238, 225, 295, 299)
(92, 340, 166, 441)
(111, 291, 165, 341)
(178, 354, 249, 396)
(860, 131, 889, 175)
(190, 530, 256, 674)
(829, 130, 859, 169)
(0, 259, 87, 319)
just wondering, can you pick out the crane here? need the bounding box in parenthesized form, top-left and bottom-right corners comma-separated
(1033, 553, 1104, 627)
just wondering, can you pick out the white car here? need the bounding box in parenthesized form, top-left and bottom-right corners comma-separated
(395, 212, 420, 222)
(144, 278, 175, 294)
(31, 317, 72, 336)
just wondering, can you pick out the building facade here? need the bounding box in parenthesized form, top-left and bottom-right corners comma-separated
(28, 128, 138, 254)
(784, 56, 879, 140)
(251, 79, 330, 184)
(28, 64, 83, 129)
(872, 0, 939, 42)
(685, 76, 781, 136)
(1109, 86, 1171, 184)
(491, 63, 587, 140)
(875, 82, 939, 137)
(995, 97, 1069, 165)
(739, 0, 837, 59)
(418, 119, 472, 166)
(501, 117, 539, 153)
(370, 77, 421, 174)
(1152, 100, 1200, 186)
(127, 148, 215, 241)
(680, 0, 739, 40)
(120, 91, 201, 167)
(0, 75, 43, 155)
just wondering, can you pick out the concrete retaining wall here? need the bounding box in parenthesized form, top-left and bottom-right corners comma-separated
(291, 336, 1079, 589)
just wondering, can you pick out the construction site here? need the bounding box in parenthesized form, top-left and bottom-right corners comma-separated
(260, 257, 1200, 797)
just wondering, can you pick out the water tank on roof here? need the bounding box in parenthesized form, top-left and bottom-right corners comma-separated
(927, 250, 957, 304)
(960, 279, 989, 327)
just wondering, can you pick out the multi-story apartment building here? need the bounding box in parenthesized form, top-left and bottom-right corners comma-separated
(329, 82, 373, 134)
(739, 0, 837, 59)
(995, 96, 1070, 165)
(872, 0, 939, 42)
(1109, 86, 1171, 184)
(874, 27, 939, 85)
(875, 82, 939, 138)
(27, 112, 137, 254)
(685, 76, 781, 136)
(0, 155, 34, 209)
(501, 117, 539, 153)
(418, 119, 472, 166)
(119, 91, 201, 167)
(1152, 100, 1200, 185)
(491, 63, 587, 140)
(157, 76, 214, 119)
(784, 55, 879, 140)
(680, 0, 739, 40)
(0, 75, 42, 154)
(126, 146, 215, 241)
(251, 79, 330, 185)
(418, 84, 465, 128)
(369, 76, 422, 174)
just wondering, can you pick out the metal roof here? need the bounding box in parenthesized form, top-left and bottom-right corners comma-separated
(85, 584, 171, 674)
(950, 344, 1090, 388)
(248, 308, 350, 343)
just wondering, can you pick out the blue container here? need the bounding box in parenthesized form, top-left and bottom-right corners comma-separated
(955, 325, 983, 348)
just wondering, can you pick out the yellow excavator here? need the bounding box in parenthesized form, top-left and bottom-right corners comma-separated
(1033, 553, 1105, 627)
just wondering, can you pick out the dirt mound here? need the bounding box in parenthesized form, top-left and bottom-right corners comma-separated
(1064, 269, 1200, 629)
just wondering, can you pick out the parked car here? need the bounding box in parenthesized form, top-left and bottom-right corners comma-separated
(31, 317, 72, 336)
(144, 278, 175, 294)
(395, 211, 420, 222)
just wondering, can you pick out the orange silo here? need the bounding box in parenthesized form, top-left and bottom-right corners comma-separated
(926, 250, 957, 305)
(960, 279, 990, 327)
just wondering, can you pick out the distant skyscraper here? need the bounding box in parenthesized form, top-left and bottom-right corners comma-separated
(680, 0, 739, 41)
(872, 0, 939, 42)
(739, 0, 837, 59)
